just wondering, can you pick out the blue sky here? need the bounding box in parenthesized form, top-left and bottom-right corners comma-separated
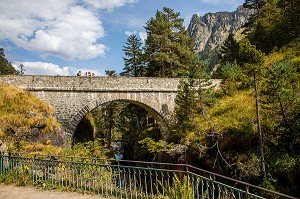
(0, 0, 244, 76)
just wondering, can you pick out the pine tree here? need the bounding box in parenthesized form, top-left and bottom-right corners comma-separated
(0, 48, 16, 75)
(174, 78, 196, 138)
(243, 0, 299, 52)
(105, 70, 117, 77)
(278, 0, 300, 40)
(219, 33, 240, 65)
(243, 0, 266, 15)
(121, 35, 144, 77)
(118, 103, 160, 160)
(174, 59, 212, 141)
(219, 61, 245, 95)
(262, 59, 299, 149)
(143, 7, 196, 77)
(239, 41, 266, 178)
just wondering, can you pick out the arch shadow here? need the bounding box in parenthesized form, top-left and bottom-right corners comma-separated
(67, 98, 170, 144)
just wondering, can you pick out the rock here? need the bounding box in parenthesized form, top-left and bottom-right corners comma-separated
(187, 6, 252, 70)
(188, 6, 251, 53)
(0, 139, 7, 152)
(25, 128, 68, 147)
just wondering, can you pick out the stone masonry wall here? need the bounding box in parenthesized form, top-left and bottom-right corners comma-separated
(0, 75, 180, 91)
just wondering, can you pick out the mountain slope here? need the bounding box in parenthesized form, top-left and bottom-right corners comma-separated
(187, 6, 251, 70)
(188, 6, 251, 53)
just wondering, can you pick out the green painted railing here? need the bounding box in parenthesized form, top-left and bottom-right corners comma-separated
(0, 152, 297, 199)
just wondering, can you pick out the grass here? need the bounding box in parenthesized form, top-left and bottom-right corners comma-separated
(194, 90, 256, 135)
(264, 37, 300, 67)
(0, 83, 61, 152)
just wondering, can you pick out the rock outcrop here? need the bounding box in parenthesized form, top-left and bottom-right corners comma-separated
(187, 5, 252, 71)
(188, 6, 251, 53)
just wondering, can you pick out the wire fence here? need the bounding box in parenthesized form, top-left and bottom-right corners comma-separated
(0, 152, 297, 199)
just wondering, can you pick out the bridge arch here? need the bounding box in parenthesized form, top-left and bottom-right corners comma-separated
(68, 97, 170, 142)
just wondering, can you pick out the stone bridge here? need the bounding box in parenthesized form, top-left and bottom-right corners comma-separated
(0, 75, 220, 143)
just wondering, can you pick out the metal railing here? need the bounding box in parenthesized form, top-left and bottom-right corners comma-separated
(0, 152, 297, 199)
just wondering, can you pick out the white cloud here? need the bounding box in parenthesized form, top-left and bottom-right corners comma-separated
(0, 0, 138, 61)
(18, 6, 107, 60)
(139, 32, 147, 44)
(125, 31, 137, 36)
(12, 61, 105, 76)
(12, 61, 70, 76)
(83, 0, 138, 11)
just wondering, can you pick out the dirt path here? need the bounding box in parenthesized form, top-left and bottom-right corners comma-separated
(0, 184, 108, 199)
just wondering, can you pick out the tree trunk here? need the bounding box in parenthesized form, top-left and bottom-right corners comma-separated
(107, 108, 113, 149)
(254, 73, 266, 179)
(278, 97, 291, 132)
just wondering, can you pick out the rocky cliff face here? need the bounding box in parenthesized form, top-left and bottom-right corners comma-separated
(188, 6, 251, 54)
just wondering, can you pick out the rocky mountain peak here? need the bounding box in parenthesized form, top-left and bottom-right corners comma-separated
(188, 5, 251, 53)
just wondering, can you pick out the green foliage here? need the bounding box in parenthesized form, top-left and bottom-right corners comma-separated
(117, 103, 161, 160)
(174, 79, 197, 138)
(244, 0, 300, 52)
(92, 101, 124, 144)
(90, 101, 162, 161)
(262, 59, 298, 106)
(0, 48, 16, 75)
(219, 61, 246, 95)
(219, 33, 240, 65)
(0, 166, 33, 186)
(143, 7, 196, 77)
(264, 37, 300, 66)
(217, 41, 264, 92)
(139, 137, 174, 153)
(258, 176, 278, 198)
(261, 59, 300, 148)
(121, 34, 145, 77)
(188, 91, 264, 179)
(199, 47, 220, 72)
(243, 0, 266, 14)
(159, 176, 193, 199)
(105, 70, 117, 77)
(201, 45, 299, 192)
(173, 61, 214, 142)
(238, 41, 264, 68)
(202, 91, 256, 142)
(62, 138, 109, 159)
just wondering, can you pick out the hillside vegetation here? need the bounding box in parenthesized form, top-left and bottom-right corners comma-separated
(114, 2, 300, 196)
(0, 83, 61, 152)
(0, 83, 109, 158)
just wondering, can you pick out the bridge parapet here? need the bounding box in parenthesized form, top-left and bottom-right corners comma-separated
(0, 75, 181, 92)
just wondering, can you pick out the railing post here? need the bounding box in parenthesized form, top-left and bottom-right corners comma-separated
(186, 164, 191, 199)
(32, 154, 36, 183)
(0, 151, 3, 173)
(246, 185, 249, 199)
(117, 160, 122, 198)
(7, 151, 11, 173)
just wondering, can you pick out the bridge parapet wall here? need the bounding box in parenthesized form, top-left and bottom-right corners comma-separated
(0, 75, 181, 92)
